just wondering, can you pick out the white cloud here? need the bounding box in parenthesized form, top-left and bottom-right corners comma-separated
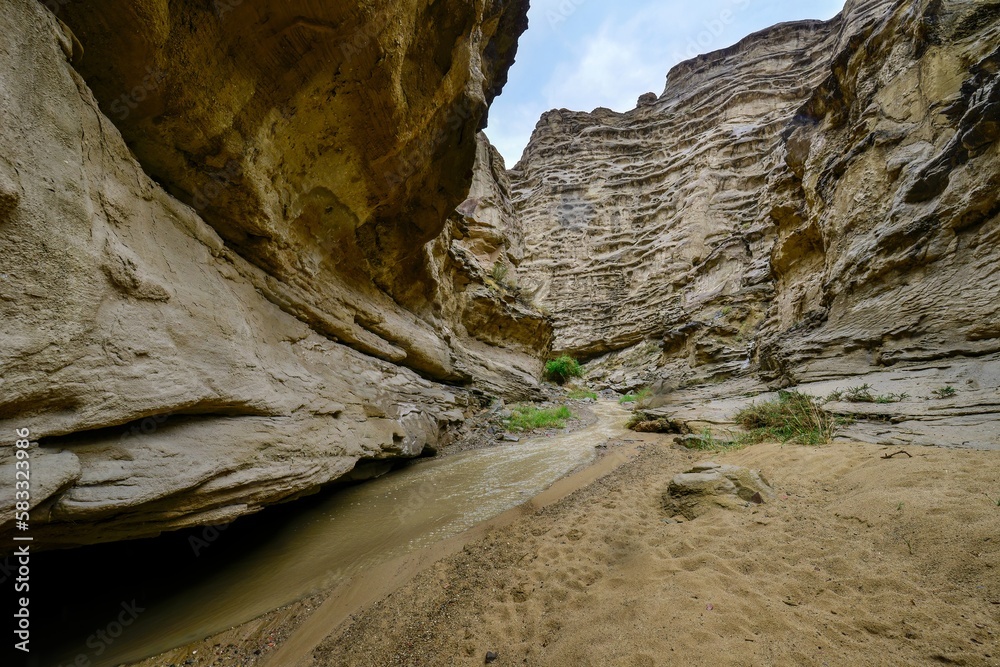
(487, 0, 850, 163)
(540, 0, 764, 113)
(543, 26, 665, 113)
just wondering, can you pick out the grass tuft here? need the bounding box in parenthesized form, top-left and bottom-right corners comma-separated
(544, 356, 583, 384)
(826, 384, 908, 404)
(490, 261, 509, 284)
(619, 387, 652, 404)
(735, 391, 841, 446)
(931, 386, 957, 399)
(566, 389, 597, 400)
(506, 405, 573, 432)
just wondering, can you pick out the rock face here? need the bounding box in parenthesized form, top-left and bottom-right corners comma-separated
(0, 0, 540, 549)
(509, 0, 1000, 447)
(642, 358, 1000, 451)
(4, 0, 998, 549)
(52, 0, 538, 391)
(511, 14, 846, 364)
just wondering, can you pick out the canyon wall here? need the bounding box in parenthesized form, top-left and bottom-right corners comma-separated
(2, 0, 998, 550)
(511, 0, 999, 448)
(0, 0, 543, 549)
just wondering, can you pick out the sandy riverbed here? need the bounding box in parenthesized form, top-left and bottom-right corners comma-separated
(312, 437, 1000, 667)
(135, 431, 1000, 667)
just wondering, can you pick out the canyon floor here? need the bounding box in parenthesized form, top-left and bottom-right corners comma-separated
(132, 402, 1000, 667)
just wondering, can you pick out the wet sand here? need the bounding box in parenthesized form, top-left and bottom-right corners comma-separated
(134, 420, 1000, 667)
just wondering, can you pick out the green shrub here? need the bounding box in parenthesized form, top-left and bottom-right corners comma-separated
(506, 405, 573, 432)
(931, 386, 957, 399)
(566, 389, 598, 400)
(619, 387, 652, 404)
(845, 384, 876, 402)
(826, 384, 908, 404)
(544, 356, 583, 384)
(735, 391, 840, 446)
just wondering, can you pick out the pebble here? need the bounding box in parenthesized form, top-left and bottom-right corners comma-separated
(485, 650, 499, 663)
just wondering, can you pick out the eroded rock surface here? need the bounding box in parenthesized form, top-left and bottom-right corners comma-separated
(51, 0, 538, 390)
(0, 0, 538, 549)
(508, 0, 1000, 448)
(4, 0, 998, 550)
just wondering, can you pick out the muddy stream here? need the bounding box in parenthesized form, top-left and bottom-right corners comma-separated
(34, 401, 631, 667)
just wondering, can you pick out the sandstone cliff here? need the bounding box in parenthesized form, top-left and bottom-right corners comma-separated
(3, 0, 998, 551)
(510, 0, 1000, 448)
(0, 0, 541, 549)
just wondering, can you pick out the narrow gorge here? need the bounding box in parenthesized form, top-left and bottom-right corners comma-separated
(1, 0, 998, 665)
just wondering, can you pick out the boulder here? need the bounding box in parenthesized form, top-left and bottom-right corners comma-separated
(663, 462, 773, 520)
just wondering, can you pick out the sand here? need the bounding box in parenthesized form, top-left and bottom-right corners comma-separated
(306, 438, 1000, 667)
(132, 424, 1000, 667)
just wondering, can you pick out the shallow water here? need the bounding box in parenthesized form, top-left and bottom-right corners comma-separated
(39, 401, 627, 667)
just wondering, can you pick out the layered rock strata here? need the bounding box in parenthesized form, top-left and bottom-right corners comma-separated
(0, 0, 540, 549)
(510, 0, 1000, 448)
(511, 13, 846, 364)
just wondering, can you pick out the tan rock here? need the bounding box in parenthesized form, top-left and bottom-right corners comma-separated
(51, 0, 535, 384)
(0, 0, 538, 550)
(507, 0, 1000, 447)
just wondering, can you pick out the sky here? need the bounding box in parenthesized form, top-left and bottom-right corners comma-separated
(485, 0, 847, 165)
